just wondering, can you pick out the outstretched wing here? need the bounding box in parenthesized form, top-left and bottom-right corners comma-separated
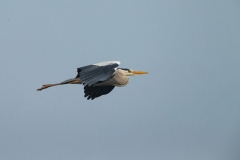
(84, 85, 115, 100)
(76, 61, 120, 86)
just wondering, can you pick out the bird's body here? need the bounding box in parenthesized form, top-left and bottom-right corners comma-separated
(94, 69, 129, 87)
(37, 61, 148, 100)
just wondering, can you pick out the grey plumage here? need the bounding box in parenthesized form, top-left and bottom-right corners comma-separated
(37, 61, 148, 100)
(76, 62, 119, 86)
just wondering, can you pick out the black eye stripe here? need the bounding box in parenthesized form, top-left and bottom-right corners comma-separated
(118, 68, 130, 71)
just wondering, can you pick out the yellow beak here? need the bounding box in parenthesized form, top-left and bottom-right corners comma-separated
(131, 70, 148, 75)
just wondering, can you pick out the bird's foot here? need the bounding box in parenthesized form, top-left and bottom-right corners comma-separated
(37, 84, 51, 91)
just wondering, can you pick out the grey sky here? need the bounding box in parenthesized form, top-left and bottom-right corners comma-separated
(0, 1, 240, 160)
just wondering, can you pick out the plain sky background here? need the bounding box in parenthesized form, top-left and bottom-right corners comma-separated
(0, 1, 240, 160)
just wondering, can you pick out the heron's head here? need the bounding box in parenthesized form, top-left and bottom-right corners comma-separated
(118, 68, 148, 76)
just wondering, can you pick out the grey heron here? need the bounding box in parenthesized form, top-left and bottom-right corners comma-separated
(37, 61, 148, 100)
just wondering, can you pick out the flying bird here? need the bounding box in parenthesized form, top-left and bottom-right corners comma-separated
(37, 61, 148, 100)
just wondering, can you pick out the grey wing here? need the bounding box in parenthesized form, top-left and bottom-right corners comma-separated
(76, 61, 120, 86)
(84, 85, 115, 100)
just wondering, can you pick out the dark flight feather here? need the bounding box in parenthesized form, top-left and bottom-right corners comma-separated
(84, 85, 115, 100)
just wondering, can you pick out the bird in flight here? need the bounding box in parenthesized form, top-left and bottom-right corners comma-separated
(37, 61, 148, 100)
